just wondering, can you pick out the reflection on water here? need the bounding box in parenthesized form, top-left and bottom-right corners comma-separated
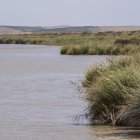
(90, 126, 140, 140)
(0, 44, 139, 140)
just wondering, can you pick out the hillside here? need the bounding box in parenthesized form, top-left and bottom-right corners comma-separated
(0, 26, 140, 35)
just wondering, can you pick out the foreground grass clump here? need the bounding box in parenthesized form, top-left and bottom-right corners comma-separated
(83, 54, 140, 126)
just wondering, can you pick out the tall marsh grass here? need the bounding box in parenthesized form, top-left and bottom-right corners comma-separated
(61, 42, 140, 55)
(83, 54, 140, 126)
(0, 31, 140, 55)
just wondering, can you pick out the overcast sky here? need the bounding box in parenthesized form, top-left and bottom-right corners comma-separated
(0, 0, 139, 26)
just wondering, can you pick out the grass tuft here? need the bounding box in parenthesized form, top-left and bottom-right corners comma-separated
(82, 54, 140, 126)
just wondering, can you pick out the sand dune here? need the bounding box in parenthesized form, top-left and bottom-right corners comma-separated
(100, 26, 140, 32)
(0, 26, 23, 35)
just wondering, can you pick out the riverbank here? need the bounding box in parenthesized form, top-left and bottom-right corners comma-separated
(0, 32, 140, 127)
(83, 53, 140, 127)
(0, 31, 140, 55)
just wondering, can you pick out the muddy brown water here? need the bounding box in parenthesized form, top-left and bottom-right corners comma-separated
(0, 45, 139, 140)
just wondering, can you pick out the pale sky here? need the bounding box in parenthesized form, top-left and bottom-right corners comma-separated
(0, 0, 139, 26)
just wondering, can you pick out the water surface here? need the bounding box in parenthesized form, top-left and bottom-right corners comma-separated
(0, 45, 139, 140)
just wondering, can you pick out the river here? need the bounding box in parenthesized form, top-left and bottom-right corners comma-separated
(0, 44, 139, 140)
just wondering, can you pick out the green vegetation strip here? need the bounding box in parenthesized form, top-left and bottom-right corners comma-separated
(0, 31, 140, 55)
(83, 54, 140, 127)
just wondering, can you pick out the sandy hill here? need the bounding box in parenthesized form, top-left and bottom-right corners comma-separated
(0, 26, 23, 35)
